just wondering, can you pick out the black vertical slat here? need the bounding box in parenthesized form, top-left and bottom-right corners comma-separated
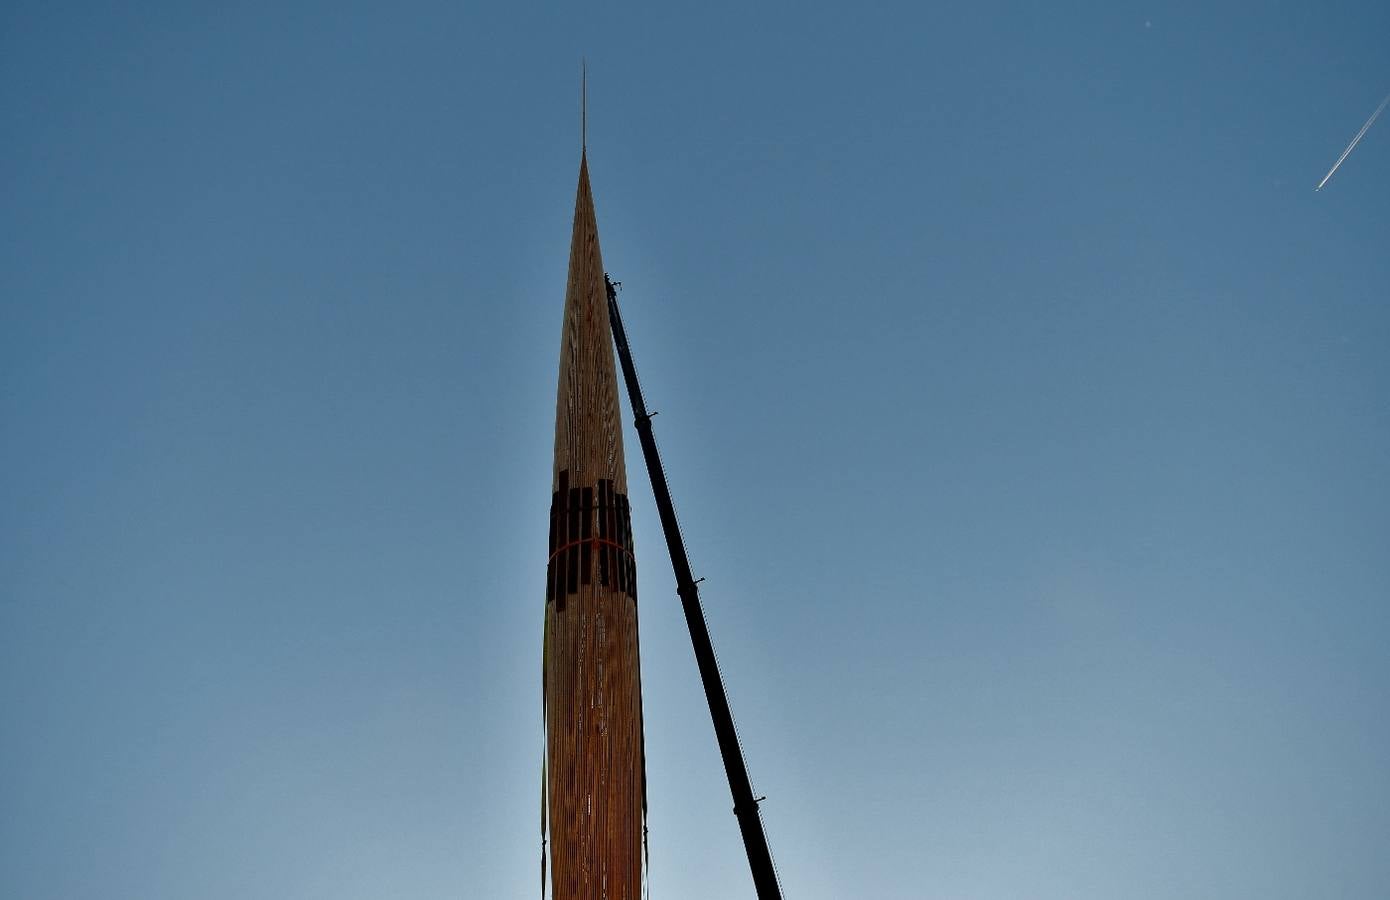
(597, 480, 610, 586)
(555, 470, 569, 610)
(567, 486, 580, 594)
(621, 494, 636, 599)
(622, 489, 633, 595)
(616, 493, 629, 594)
(547, 489, 558, 603)
(606, 481, 619, 589)
(580, 486, 593, 585)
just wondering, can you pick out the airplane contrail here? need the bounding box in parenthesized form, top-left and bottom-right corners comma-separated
(1316, 92, 1390, 191)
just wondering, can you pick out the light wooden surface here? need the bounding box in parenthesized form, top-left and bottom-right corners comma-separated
(544, 152, 646, 900)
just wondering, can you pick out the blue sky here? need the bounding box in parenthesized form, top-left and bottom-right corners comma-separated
(2, 2, 1388, 898)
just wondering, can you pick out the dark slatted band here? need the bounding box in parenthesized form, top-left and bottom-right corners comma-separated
(547, 470, 637, 606)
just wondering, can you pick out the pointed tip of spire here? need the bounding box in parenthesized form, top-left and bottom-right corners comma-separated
(581, 58, 587, 154)
(573, 143, 594, 231)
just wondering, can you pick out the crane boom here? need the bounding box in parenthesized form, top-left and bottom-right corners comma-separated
(605, 275, 784, 900)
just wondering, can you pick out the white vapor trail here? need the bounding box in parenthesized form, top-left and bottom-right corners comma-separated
(1317, 92, 1390, 191)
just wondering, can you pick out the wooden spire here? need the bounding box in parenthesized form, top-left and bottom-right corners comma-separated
(544, 152, 645, 900)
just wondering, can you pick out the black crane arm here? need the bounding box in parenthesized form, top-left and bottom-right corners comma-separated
(605, 274, 784, 900)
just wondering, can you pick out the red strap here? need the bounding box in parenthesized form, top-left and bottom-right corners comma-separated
(548, 536, 635, 565)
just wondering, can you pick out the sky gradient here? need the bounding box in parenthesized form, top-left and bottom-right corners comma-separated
(3, 2, 1388, 898)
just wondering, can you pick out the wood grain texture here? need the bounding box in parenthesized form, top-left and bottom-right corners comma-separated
(544, 153, 645, 900)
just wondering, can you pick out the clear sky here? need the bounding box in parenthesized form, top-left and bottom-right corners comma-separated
(2, 2, 1388, 898)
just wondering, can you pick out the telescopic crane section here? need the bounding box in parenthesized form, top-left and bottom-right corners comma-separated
(605, 275, 784, 900)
